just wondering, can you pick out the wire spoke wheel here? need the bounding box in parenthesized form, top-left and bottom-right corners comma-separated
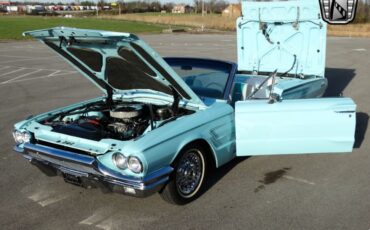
(175, 149, 205, 198)
(160, 143, 209, 204)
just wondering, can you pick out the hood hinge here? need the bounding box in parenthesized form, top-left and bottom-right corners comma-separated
(171, 86, 180, 116)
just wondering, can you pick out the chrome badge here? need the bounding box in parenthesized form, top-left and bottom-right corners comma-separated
(319, 0, 358, 24)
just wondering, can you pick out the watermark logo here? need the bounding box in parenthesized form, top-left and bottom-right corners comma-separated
(319, 0, 358, 24)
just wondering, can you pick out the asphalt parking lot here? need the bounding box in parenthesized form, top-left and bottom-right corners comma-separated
(0, 34, 369, 230)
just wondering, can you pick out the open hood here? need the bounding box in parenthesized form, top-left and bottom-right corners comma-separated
(237, 0, 327, 77)
(24, 27, 204, 106)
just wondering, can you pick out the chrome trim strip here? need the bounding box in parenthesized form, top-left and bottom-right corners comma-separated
(24, 143, 95, 165)
(335, 111, 356, 113)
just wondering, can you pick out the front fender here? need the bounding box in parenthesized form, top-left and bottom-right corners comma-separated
(124, 102, 235, 175)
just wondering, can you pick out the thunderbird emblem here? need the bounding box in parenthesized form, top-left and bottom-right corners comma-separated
(319, 0, 358, 24)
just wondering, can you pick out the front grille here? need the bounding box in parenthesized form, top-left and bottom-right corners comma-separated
(34, 140, 94, 156)
(24, 144, 98, 175)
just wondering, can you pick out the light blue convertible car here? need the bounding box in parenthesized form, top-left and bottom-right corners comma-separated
(13, 0, 356, 204)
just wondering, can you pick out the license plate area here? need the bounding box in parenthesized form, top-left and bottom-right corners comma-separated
(63, 173, 83, 186)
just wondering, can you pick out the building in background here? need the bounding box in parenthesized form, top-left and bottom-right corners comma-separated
(0, 1, 10, 12)
(172, 4, 193, 14)
(222, 3, 241, 17)
(172, 4, 185, 13)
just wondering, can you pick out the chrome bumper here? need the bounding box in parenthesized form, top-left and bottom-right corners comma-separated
(14, 143, 173, 197)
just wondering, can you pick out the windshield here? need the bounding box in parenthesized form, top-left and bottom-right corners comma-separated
(164, 58, 233, 99)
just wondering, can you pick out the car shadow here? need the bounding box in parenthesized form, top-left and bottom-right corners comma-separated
(202, 156, 249, 195)
(354, 112, 369, 148)
(323, 68, 355, 97)
(323, 68, 368, 148)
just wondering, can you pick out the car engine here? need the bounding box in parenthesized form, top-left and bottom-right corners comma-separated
(41, 101, 184, 141)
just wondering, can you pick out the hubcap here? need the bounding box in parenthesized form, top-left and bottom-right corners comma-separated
(176, 149, 204, 198)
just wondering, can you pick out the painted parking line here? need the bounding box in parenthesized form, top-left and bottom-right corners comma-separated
(283, 175, 316, 185)
(0, 68, 25, 77)
(0, 71, 76, 85)
(0, 68, 31, 79)
(79, 208, 158, 230)
(27, 188, 72, 207)
(1, 69, 42, 84)
(0, 65, 75, 72)
(0, 66, 77, 85)
(0, 56, 57, 64)
(38, 194, 69, 207)
(0, 68, 35, 82)
(353, 48, 367, 52)
(79, 208, 117, 229)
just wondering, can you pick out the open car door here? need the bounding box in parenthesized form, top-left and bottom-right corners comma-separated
(235, 98, 356, 156)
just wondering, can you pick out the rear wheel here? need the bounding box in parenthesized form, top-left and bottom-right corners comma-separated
(160, 144, 209, 205)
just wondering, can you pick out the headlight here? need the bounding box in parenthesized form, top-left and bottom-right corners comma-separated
(13, 130, 31, 144)
(23, 132, 31, 143)
(112, 152, 127, 169)
(13, 131, 24, 144)
(128, 156, 143, 173)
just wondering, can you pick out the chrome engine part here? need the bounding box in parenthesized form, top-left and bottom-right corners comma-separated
(43, 101, 191, 141)
(110, 104, 143, 120)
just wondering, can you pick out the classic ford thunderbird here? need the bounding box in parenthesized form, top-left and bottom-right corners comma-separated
(13, 0, 356, 204)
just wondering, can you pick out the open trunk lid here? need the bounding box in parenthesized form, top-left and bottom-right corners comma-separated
(237, 0, 327, 77)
